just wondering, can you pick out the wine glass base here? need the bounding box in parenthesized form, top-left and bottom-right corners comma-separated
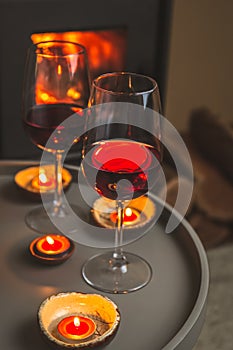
(25, 204, 79, 234)
(82, 251, 152, 294)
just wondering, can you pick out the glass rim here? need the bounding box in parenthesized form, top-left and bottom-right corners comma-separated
(32, 40, 87, 57)
(92, 72, 158, 96)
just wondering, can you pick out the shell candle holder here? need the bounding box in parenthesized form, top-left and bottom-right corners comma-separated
(38, 292, 121, 349)
(29, 234, 74, 265)
(14, 164, 72, 197)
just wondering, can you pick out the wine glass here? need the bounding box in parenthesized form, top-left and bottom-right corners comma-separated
(22, 40, 90, 232)
(81, 72, 162, 293)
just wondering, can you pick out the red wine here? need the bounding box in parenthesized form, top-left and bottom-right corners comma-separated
(23, 104, 83, 152)
(82, 140, 161, 200)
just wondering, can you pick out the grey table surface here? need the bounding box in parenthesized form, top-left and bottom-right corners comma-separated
(0, 161, 209, 350)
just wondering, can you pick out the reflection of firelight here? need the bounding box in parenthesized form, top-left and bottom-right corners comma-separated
(31, 29, 126, 79)
(32, 30, 126, 104)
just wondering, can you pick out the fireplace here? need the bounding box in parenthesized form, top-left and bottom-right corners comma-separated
(31, 29, 127, 82)
(0, 0, 172, 159)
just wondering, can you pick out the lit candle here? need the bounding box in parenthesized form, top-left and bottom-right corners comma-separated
(31, 169, 55, 191)
(36, 235, 69, 255)
(29, 234, 74, 264)
(110, 207, 140, 225)
(123, 207, 139, 223)
(58, 316, 96, 340)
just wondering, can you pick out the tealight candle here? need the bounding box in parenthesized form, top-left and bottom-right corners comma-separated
(14, 164, 72, 197)
(58, 315, 96, 340)
(110, 207, 140, 225)
(38, 292, 120, 349)
(29, 234, 74, 264)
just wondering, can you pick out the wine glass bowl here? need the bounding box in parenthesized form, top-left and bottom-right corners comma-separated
(23, 41, 90, 153)
(82, 139, 160, 201)
(81, 72, 162, 293)
(22, 40, 90, 232)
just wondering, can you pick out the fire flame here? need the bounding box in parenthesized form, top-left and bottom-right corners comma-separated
(74, 317, 80, 327)
(36, 85, 57, 104)
(125, 208, 133, 217)
(46, 236, 55, 245)
(39, 170, 48, 184)
(31, 29, 126, 80)
(31, 30, 126, 105)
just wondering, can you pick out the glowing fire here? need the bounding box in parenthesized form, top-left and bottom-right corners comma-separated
(46, 236, 55, 245)
(74, 317, 80, 327)
(31, 29, 126, 80)
(67, 88, 81, 100)
(31, 29, 126, 105)
(57, 64, 62, 75)
(35, 85, 58, 104)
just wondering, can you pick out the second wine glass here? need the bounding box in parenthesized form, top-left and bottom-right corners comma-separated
(81, 72, 162, 293)
(22, 40, 90, 232)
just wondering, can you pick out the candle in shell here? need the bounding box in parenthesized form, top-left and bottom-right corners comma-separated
(14, 165, 72, 196)
(38, 292, 121, 349)
(58, 315, 96, 340)
(29, 234, 74, 264)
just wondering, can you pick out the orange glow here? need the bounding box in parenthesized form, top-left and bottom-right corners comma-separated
(31, 29, 127, 80)
(35, 85, 58, 104)
(40, 92, 49, 102)
(57, 64, 62, 75)
(67, 87, 81, 100)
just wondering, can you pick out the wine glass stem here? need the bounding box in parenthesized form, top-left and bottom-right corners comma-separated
(112, 200, 128, 271)
(53, 152, 63, 212)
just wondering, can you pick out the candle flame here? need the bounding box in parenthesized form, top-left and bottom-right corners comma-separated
(74, 317, 80, 327)
(46, 236, 55, 245)
(39, 171, 48, 184)
(125, 208, 133, 217)
(57, 64, 62, 75)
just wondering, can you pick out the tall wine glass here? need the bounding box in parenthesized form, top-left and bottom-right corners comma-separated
(81, 72, 162, 293)
(22, 41, 90, 232)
